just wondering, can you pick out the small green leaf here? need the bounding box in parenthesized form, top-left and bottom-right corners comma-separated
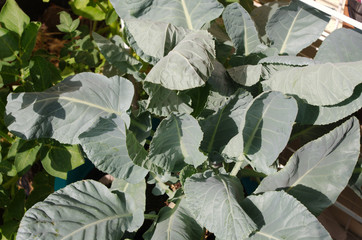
(17, 180, 144, 240)
(105, 8, 118, 25)
(184, 174, 257, 239)
(0, 28, 19, 60)
(57, 11, 79, 33)
(20, 22, 41, 61)
(14, 139, 41, 175)
(256, 117, 360, 214)
(40, 143, 84, 180)
(29, 56, 62, 91)
(0, 0, 30, 35)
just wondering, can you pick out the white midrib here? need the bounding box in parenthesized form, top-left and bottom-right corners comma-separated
(279, 9, 302, 54)
(60, 213, 131, 239)
(255, 231, 281, 240)
(180, 0, 193, 30)
(59, 96, 121, 115)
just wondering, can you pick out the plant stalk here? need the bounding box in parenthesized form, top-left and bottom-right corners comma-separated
(144, 213, 158, 221)
(230, 161, 243, 176)
(150, 172, 173, 198)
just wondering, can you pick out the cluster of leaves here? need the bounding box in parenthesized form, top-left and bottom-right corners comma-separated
(1, 0, 362, 239)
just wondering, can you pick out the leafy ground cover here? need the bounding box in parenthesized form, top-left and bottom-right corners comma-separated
(0, 0, 361, 239)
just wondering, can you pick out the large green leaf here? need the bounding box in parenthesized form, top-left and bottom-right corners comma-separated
(143, 82, 193, 117)
(110, 0, 224, 30)
(111, 178, 146, 211)
(266, 1, 329, 55)
(223, 3, 261, 55)
(6, 73, 134, 144)
(255, 117, 360, 214)
(17, 180, 144, 240)
(150, 198, 203, 240)
(200, 89, 252, 153)
(93, 33, 142, 76)
(184, 173, 257, 239)
(126, 19, 189, 64)
(227, 64, 262, 86)
(263, 61, 362, 106)
(0, 0, 30, 35)
(40, 143, 84, 180)
(296, 85, 362, 125)
(315, 28, 362, 63)
(145, 30, 215, 91)
(0, 28, 19, 60)
(242, 191, 331, 239)
(223, 91, 298, 175)
(79, 115, 148, 183)
(148, 113, 207, 172)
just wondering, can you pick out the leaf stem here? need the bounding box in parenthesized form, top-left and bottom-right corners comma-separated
(3, 176, 19, 189)
(144, 213, 158, 221)
(0, 130, 13, 143)
(230, 161, 243, 176)
(150, 172, 173, 198)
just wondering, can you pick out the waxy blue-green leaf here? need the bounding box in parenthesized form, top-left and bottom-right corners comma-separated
(250, 1, 289, 43)
(145, 30, 215, 91)
(259, 56, 316, 81)
(223, 3, 262, 55)
(255, 117, 360, 214)
(148, 113, 206, 172)
(110, 0, 224, 30)
(6, 73, 134, 144)
(223, 91, 298, 175)
(200, 89, 253, 153)
(111, 178, 146, 211)
(296, 85, 362, 125)
(126, 128, 164, 175)
(0, 0, 30, 35)
(263, 61, 362, 106)
(150, 199, 203, 240)
(93, 33, 142, 76)
(79, 115, 148, 183)
(315, 28, 362, 63)
(184, 174, 257, 240)
(143, 82, 193, 117)
(266, 1, 329, 55)
(227, 64, 262, 86)
(126, 19, 189, 64)
(242, 191, 331, 239)
(17, 180, 144, 240)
